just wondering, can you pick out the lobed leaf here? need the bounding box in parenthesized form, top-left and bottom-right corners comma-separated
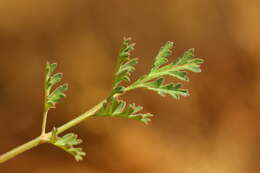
(44, 62, 68, 110)
(47, 73, 63, 91)
(142, 78, 189, 99)
(51, 128, 86, 161)
(128, 42, 204, 99)
(46, 62, 58, 80)
(95, 97, 153, 124)
(47, 84, 68, 108)
(151, 41, 173, 72)
(148, 47, 204, 81)
(171, 48, 204, 73)
(112, 38, 138, 94)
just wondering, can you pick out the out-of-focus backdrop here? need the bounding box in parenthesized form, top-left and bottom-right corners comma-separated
(0, 0, 260, 173)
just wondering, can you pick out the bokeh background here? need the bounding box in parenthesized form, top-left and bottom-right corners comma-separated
(0, 0, 260, 172)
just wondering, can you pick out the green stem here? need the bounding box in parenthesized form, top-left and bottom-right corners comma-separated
(41, 111, 48, 136)
(0, 137, 41, 164)
(56, 100, 105, 134)
(41, 64, 50, 136)
(124, 75, 150, 92)
(0, 68, 143, 164)
(0, 100, 105, 164)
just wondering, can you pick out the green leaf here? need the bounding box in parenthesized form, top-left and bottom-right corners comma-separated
(95, 97, 153, 124)
(168, 71, 188, 81)
(148, 47, 204, 80)
(47, 73, 63, 90)
(51, 128, 86, 161)
(44, 62, 68, 110)
(47, 84, 68, 108)
(142, 78, 189, 99)
(171, 48, 204, 73)
(173, 48, 195, 65)
(127, 43, 203, 99)
(46, 62, 57, 80)
(151, 41, 173, 72)
(112, 38, 138, 94)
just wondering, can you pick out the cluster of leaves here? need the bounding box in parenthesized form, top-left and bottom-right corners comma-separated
(44, 38, 203, 162)
(0, 36, 204, 165)
(45, 62, 68, 110)
(50, 128, 86, 161)
(96, 38, 203, 124)
(45, 63, 85, 161)
(130, 42, 204, 99)
(95, 38, 153, 124)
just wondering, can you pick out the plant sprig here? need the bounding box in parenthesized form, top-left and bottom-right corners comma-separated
(50, 128, 86, 161)
(112, 37, 138, 95)
(0, 37, 204, 164)
(41, 62, 68, 136)
(45, 62, 68, 110)
(124, 41, 203, 98)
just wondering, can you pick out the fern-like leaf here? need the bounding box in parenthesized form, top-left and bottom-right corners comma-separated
(150, 41, 173, 72)
(95, 97, 153, 124)
(129, 42, 204, 99)
(112, 38, 138, 94)
(50, 128, 86, 161)
(149, 48, 204, 81)
(142, 78, 188, 99)
(45, 62, 68, 109)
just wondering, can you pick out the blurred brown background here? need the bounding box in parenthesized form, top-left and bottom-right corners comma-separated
(0, 0, 260, 172)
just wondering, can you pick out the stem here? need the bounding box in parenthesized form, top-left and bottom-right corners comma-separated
(41, 63, 49, 136)
(0, 66, 139, 164)
(0, 100, 105, 164)
(41, 111, 48, 136)
(56, 100, 105, 134)
(0, 137, 41, 164)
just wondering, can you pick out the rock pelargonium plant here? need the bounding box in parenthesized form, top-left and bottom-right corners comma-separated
(0, 38, 204, 163)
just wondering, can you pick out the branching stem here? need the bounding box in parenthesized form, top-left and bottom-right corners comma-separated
(0, 76, 129, 164)
(0, 38, 203, 164)
(0, 99, 105, 164)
